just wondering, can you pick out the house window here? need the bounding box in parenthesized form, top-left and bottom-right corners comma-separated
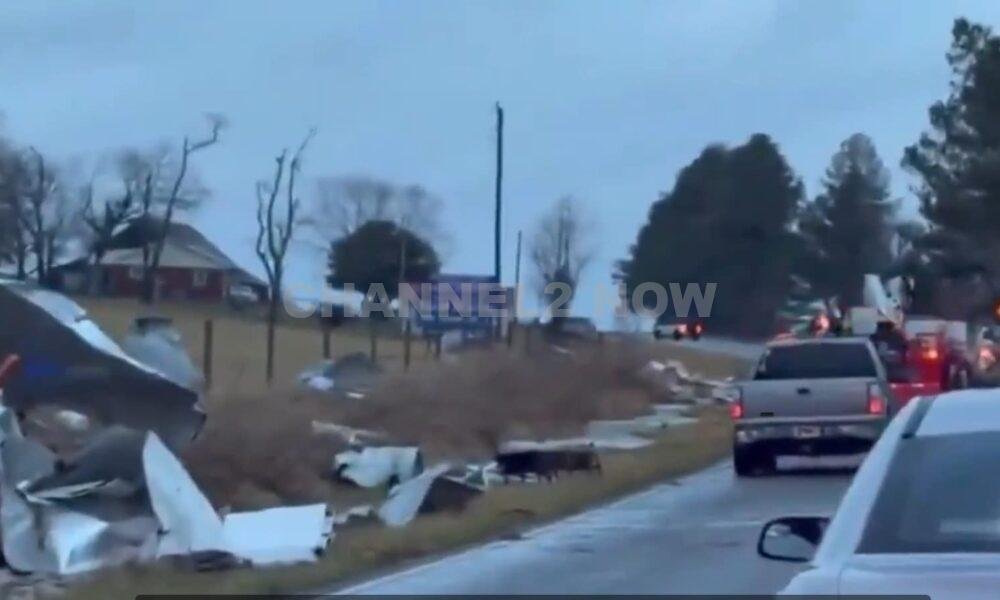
(128, 266, 143, 281)
(192, 270, 209, 288)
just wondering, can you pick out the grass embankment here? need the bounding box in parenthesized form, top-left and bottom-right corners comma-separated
(57, 316, 750, 598)
(67, 410, 731, 599)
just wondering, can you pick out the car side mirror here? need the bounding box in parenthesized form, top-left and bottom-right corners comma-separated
(757, 516, 829, 563)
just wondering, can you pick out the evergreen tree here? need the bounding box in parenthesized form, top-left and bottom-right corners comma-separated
(799, 133, 896, 306)
(903, 18, 1000, 315)
(620, 134, 804, 337)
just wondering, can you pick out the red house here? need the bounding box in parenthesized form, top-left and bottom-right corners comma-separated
(53, 217, 267, 303)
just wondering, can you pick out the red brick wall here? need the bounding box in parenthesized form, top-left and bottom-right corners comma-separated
(104, 265, 225, 302)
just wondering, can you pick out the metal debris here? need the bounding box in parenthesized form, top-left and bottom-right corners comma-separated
(334, 446, 423, 488)
(122, 316, 205, 392)
(0, 281, 205, 447)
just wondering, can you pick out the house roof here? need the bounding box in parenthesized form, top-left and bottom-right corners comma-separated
(104, 216, 266, 287)
(101, 239, 228, 270)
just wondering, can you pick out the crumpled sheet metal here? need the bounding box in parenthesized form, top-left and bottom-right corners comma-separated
(0, 281, 205, 448)
(0, 407, 158, 576)
(377, 464, 482, 527)
(222, 504, 334, 565)
(25, 425, 147, 501)
(143, 432, 224, 557)
(144, 432, 335, 567)
(377, 464, 451, 527)
(0, 412, 335, 576)
(122, 320, 204, 392)
(334, 446, 423, 488)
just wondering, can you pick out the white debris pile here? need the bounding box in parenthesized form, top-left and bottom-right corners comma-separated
(378, 464, 482, 527)
(333, 446, 423, 488)
(296, 353, 382, 397)
(641, 359, 734, 405)
(0, 406, 335, 578)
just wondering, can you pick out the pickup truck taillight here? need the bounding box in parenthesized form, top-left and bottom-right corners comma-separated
(729, 387, 744, 420)
(867, 383, 886, 415)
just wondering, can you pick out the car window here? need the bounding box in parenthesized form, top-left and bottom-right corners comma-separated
(754, 343, 877, 380)
(859, 432, 1000, 553)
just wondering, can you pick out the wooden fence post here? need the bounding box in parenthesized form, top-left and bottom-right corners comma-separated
(403, 319, 412, 371)
(322, 326, 331, 359)
(203, 319, 213, 389)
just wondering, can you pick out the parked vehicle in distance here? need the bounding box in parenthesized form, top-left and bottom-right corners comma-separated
(653, 320, 704, 341)
(558, 316, 599, 340)
(759, 390, 1000, 598)
(730, 337, 892, 476)
(901, 316, 973, 390)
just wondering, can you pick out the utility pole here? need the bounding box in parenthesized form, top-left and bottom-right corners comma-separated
(513, 229, 522, 320)
(507, 230, 523, 348)
(494, 102, 504, 284)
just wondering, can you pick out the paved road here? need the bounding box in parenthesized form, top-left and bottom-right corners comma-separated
(337, 458, 857, 595)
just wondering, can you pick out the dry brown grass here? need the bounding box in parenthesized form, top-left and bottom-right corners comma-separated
(65, 409, 731, 599)
(180, 338, 667, 510)
(331, 340, 659, 459)
(46, 300, 748, 598)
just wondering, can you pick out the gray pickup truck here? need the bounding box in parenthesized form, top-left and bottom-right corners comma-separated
(732, 337, 893, 476)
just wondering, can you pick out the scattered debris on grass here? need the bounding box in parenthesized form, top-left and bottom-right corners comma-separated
(0, 283, 742, 595)
(333, 446, 423, 488)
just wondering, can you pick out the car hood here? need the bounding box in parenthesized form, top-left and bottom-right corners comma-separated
(838, 554, 1000, 598)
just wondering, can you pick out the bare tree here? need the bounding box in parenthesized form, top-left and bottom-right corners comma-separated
(312, 175, 394, 238)
(142, 115, 226, 303)
(79, 178, 136, 292)
(530, 196, 595, 319)
(396, 183, 444, 240)
(256, 129, 316, 384)
(0, 141, 29, 279)
(21, 148, 63, 285)
(311, 176, 444, 241)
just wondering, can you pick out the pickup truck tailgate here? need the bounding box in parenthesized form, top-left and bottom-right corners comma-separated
(743, 377, 874, 419)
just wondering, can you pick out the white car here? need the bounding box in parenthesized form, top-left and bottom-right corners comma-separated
(759, 389, 1000, 598)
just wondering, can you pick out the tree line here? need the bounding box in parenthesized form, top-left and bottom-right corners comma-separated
(619, 18, 1000, 337)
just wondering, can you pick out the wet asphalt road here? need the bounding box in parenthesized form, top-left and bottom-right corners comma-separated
(337, 458, 857, 595)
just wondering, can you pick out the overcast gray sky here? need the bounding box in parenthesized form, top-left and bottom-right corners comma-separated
(2, 1, 1000, 325)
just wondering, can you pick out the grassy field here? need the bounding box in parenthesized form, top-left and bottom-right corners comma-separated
(66, 408, 732, 599)
(51, 299, 752, 598)
(77, 296, 428, 396)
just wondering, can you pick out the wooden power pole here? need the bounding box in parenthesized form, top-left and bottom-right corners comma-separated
(494, 102, 504, 283)
(514, 229, 522, 319)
